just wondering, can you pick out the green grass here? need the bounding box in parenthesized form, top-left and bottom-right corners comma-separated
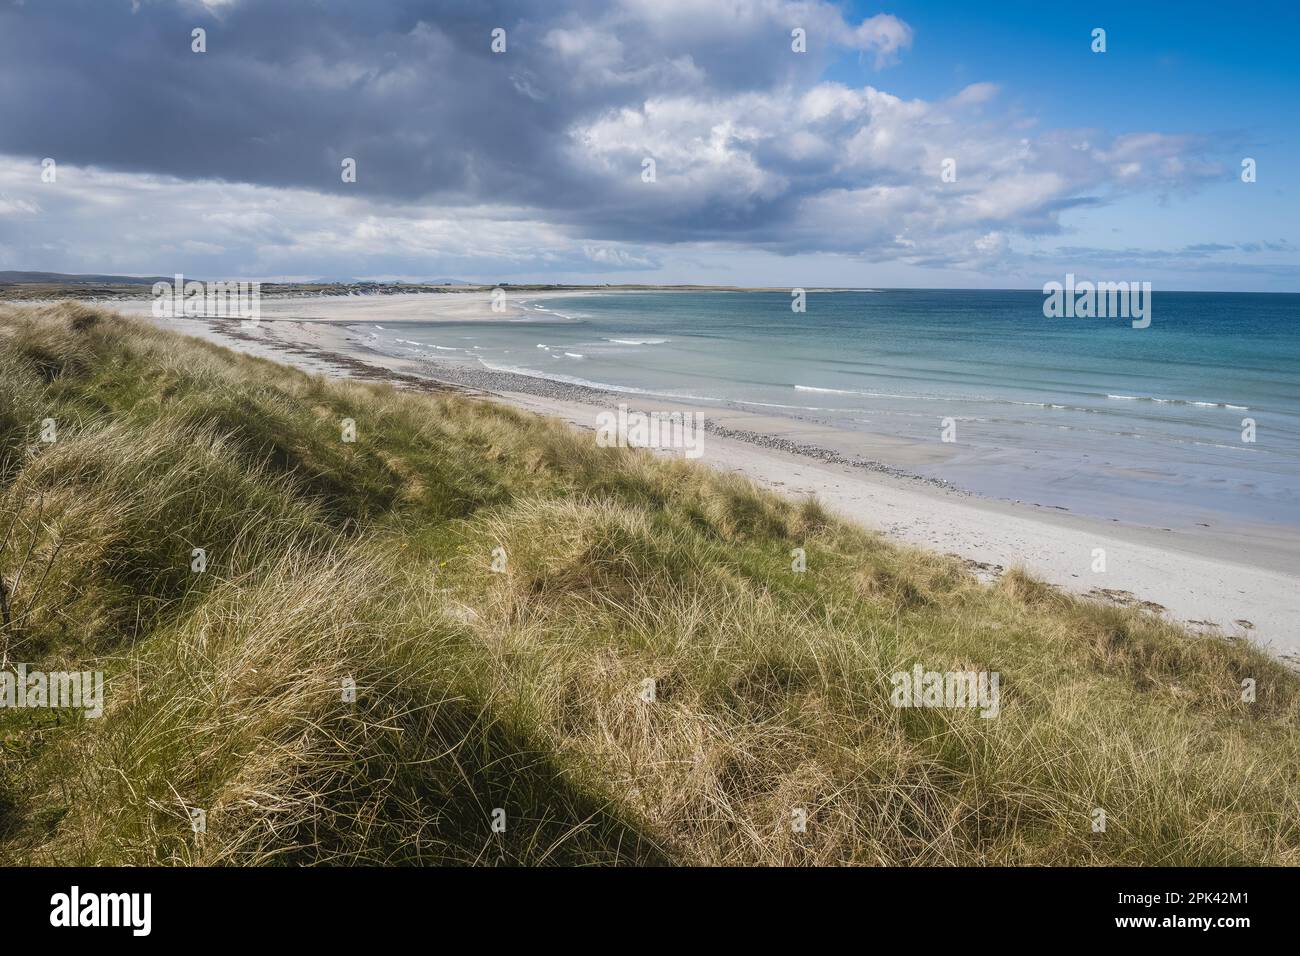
(0, 302, 1297, 865)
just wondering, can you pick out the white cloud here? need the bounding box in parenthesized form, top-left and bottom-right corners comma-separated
(0, 156, 656, 278)
(562, 77, 1223, 263)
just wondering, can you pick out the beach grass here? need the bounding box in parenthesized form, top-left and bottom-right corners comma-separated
(0, 302, 1297, 866)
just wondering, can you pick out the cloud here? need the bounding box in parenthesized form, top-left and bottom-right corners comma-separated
(0, 157, 657, 279)
(559, 78, 1224, 268)
(0, 0, 1244, 279)
(842, 13, 913, 68)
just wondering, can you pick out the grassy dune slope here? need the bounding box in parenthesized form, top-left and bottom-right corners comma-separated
(0, 303, 1297, 866)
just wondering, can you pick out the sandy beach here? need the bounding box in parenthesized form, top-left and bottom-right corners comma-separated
(109, 292, 1300, 662)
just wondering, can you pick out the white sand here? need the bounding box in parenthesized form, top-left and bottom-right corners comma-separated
(120, 294, 1300, 661)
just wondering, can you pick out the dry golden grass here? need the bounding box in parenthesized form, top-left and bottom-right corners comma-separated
(0, 303, 1297, 866)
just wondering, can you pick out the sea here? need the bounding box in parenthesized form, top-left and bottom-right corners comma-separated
(359, 289, 1300, 531)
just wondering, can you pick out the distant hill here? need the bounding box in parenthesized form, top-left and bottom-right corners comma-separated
(0, 271, 172, 286)
(1, 272, 481, 287)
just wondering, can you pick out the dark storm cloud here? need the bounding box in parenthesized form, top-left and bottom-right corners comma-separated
(3, 1, 579, 201)
(0, 1, 874, 222)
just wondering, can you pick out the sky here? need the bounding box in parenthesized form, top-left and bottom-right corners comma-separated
(0, 0, 1296, 290)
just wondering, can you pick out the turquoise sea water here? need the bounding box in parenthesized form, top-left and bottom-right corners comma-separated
(363, 290, 1300, 530)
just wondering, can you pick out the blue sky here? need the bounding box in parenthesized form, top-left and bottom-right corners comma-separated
(0, 0, 1295, 290)
(848, 0, 1299, 284)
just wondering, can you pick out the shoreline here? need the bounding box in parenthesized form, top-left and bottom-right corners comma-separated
(101, 295, 1300, 661)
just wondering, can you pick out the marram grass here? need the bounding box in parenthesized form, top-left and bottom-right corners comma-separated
(0, 303, 1296, 866)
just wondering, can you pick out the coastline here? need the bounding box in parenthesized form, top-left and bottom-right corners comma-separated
(104, 292, 1300, 661)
